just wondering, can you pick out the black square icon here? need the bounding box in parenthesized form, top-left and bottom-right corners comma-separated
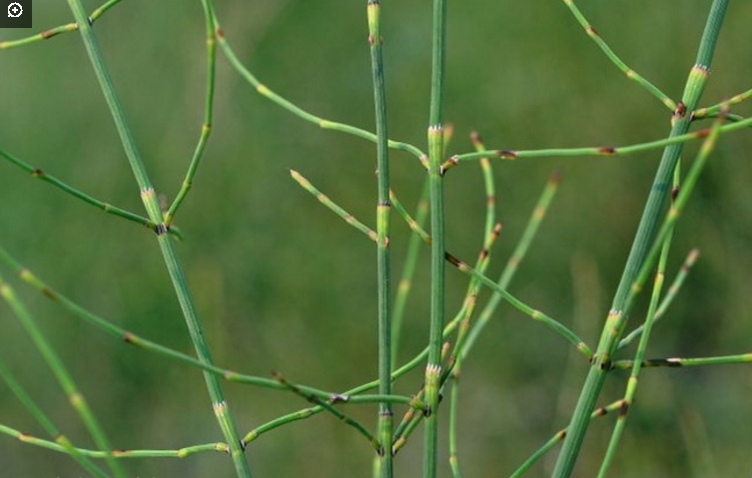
(0, 1, 32, 29)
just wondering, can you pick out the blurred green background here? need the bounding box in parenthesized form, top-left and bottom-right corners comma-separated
(1, 0, 751, 476)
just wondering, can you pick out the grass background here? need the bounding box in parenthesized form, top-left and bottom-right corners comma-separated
(1, 0, 751, 476)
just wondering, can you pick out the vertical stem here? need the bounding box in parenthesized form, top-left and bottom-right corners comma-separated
(551, 1, 729, 476)
(424, 0, 448, 476)
(367, 1, 393, 476)
(64, 1, 252, 476)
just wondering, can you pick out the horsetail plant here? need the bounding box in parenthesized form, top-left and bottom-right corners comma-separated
(2, 0, 752, 476)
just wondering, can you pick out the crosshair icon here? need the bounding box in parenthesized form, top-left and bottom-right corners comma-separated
(8, 2, 23, 18)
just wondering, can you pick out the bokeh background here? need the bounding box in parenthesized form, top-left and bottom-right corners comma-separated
(1, 0, 751, 476)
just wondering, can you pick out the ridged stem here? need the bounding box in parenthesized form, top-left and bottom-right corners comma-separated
(423, 0, 448, 475)
(367, 1, 394, 475)
(551, 2, 729, 476)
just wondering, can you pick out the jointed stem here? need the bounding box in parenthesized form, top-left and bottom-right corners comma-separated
(597, 164, 680, 478)
(214, 23, 425, 162)
(64, 0, 251, 475)
(551, 2, 730, 476)
(0, 273, 126, 478)
(0, 146, 182, 239)
(448, 116, 752, 165)
(367, 1, 394, 475)
(562, 0, 676, 111)
(0, 0, 123, 49)
(164, 0, 217, 227)
(424, 0, 448, 475)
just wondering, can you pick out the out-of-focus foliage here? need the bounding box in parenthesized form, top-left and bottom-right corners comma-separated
(1, 1, 751, 476)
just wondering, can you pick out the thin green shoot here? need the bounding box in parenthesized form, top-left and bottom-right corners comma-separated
(597, 161, 680, 478)
(0, 272, 127, 478)
(391, 180, 429, 367)
(0, 0, 122, 50)
(510, 399, 628, 478)
(0, 146, 182, 239)
(164, 0, 217, 227)
(0, 358, 109, 477)
(561, 0, 676, 110)
(617, 248, 699, 350)
(65, 0, 252, 473)
(551, 3, 729, 475)
(447, 116, 752, 166)
(0, 421, 230, 458)
(214, 24, 425, 161)
(693, 86, 752, 120)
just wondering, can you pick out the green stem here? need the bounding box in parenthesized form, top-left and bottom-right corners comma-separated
(460, 170, 562, 359)
(367, 1, 394, 475)
(0, 146, 182, 239)
(613, 353, 752, 369)
(617, 248, 699, 350)
(64, 1, 251, 475)
(597, 164, 680, 477)
(693, 86, 752, 119)
(0, 273, 126, 478)
(164, 0, 217, 227)
(0, 0, 122, 49)
(424, 0, 448, 476)
(391, 180, 430, 367)
(0, 421, 230, 459)
(214, 24, 425, 161)
(562, 0, 675, 110)
(0, 358, 109, 477)
(551, 2, 729, 476)
(448, 116, 752, 164)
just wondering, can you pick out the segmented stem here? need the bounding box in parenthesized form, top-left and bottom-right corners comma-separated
(562, 0, 676, 110)
(64, 0, 251, 475)
(164, 0, 217, 227)
(551, 2, 729, 475)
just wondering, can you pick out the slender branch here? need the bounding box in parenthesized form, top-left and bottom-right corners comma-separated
(214, 24, 425, 162)
(164, 0, 217, 227)
(391, 180, 430, 366)
(0, 272, 127, 478)
(0, 421, 230, 459)
(561, 0, 676, 110)
(0, 145, 182, 239)
(446, 116, 752, 166)
(617, 248, 699, 350)
(0, 358, 109, 477)
(0, 0, 123, 50)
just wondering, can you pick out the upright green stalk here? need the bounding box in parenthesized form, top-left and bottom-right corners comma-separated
(367, 1, 394, 476)
(551, 2, 729, 476)
(64, 1, 251, 476)
(424, 0, 448, 476)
